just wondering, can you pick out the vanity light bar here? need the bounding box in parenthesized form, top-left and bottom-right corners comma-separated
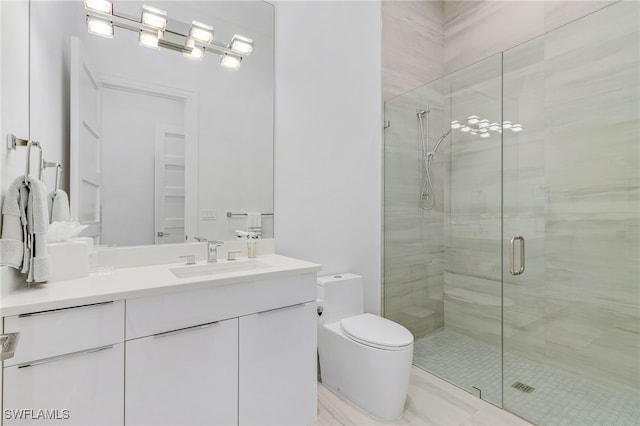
(141, 4, 167, 32)
(83, 2, 253, 69)
(84, 0, 112, 14)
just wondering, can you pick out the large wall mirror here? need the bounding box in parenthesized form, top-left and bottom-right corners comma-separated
(29, 0, 274, 247)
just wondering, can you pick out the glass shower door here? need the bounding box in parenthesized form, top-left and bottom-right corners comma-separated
(384, 54, 504, 406)
(502, 2, 640, 424)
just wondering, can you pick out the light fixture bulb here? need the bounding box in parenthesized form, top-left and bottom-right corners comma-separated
(189, 21, 214, 44)
(183, 38, 203, 60)
(87, 16, 113, 38)
(451, 120, 461, 129)
(84, 0, 112, 14)
(221, 54, 241, 69)
(230, 34, 253, 55)
(142, 5, 167, 31)
(460, 126, 471, 133)
(489, 123, 500, 131)
(478, 119, 489, 128)
(467, 115, 479, 124)
(480, 132, 490, 138)
(470, 131, 478, 135)
(139, 30, 159, 49)
(503, 120, 513, 129)
(511, 125, 523, 132)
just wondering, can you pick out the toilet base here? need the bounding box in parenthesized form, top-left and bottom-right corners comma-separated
(318, 322, 413, 421)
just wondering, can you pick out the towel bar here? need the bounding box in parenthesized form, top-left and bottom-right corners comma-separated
(42, 161, 62, 194)
(7, 134, 29, 150)
(226, 212, 273, 218)
(25, 141, 43, 181)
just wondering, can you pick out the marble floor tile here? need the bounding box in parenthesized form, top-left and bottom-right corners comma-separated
(312, 365, 532, 426)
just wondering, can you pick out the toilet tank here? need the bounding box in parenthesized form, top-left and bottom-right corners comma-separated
(317, 273, 364, 324)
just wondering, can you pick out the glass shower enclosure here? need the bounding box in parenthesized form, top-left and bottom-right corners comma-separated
(383, 2, 639, 425)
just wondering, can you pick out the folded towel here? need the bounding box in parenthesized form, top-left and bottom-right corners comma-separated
(0, 175, 50, 283)
(48, 189, 70, 223)
(246, 212, 262, 238)
(25, 177, 50, 282)
(1, 177, 28, 269)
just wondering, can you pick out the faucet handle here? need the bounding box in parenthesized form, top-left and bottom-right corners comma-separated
(209, 240, 224, 247)
(194, 236, 207, 242)
(227, 251, 243, 261)
(179, 255, 196, 265)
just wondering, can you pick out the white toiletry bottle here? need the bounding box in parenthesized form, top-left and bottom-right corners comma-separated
(247, 238, 256, 258)
(235, 230, 257, 258)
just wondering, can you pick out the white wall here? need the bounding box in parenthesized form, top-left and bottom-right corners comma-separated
(274, 1, 383, 314)
(1, 1, 30, 228)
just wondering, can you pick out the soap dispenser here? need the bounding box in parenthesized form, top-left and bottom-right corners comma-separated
(234, 230, 258, 258)
(247, 238, 257, 258)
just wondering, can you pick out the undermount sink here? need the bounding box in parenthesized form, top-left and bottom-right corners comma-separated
(170, 259, 272, 279)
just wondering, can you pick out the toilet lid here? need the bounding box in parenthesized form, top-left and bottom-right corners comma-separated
(340, 314, 413, 350)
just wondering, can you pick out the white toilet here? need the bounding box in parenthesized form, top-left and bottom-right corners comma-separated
(317, 273, 414, 421)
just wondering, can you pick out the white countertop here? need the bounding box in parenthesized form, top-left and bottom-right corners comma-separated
(0, 254, 322, 317)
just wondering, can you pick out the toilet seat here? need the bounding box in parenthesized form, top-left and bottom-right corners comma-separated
(340, 313, 413, 351)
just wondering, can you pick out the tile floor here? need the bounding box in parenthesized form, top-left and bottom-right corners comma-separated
(414, 329, 640, 426)
(312, 365, 532, 426)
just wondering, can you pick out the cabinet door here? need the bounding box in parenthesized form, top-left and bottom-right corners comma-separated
(239, 302, 317, 426)
(3, 343, 124, 426)
(125, 318, 238, 426)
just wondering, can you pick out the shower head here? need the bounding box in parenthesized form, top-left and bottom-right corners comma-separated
(432, 128, 452, 154)
(416, 108, 429, 118)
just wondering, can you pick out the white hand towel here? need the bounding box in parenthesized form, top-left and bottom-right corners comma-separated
(25, 176, 51, 283)
(246, 212, 262, 238)
(48, 189, 70, 223)
(0, 176, 28, 268)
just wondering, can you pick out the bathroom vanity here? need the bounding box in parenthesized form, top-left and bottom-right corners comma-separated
(0, 254, 321, 426)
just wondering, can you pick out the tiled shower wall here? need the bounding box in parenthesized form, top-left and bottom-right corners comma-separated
(382, 1, 445, 338)
(501, 2, 640, 394)
(382, 0, 620, 341)
(442, 1, 640, 397)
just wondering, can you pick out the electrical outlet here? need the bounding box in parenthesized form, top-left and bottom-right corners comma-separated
(201, 209, 217, 220)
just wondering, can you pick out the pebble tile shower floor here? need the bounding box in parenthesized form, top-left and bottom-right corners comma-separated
(413, 329, 640, 426)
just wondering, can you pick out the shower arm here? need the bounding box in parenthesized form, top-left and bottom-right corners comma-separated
(431, 129, 452, 155)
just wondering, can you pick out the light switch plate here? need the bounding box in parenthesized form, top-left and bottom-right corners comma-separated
(201, 209, 217, 220)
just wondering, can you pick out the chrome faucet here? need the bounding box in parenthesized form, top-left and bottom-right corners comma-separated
(194, 237, 224, 263)
(208, 241, 224, 263)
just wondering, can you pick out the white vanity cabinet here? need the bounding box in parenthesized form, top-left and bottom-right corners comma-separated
(1, 259, 320, 426)
(2, 301, 125, 425)
(239, 302, 317, 426)
(124, 272, 318, 426)
(125, 318, 238, 426)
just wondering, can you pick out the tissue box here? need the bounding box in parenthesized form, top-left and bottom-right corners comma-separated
(47, 240, 90, 282)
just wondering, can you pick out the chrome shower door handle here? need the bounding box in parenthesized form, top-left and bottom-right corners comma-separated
(509, 235, 525, 276)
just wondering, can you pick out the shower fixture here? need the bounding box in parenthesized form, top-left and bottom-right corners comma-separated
(417, 108, 452, 211)
(83, 0, 254, 69)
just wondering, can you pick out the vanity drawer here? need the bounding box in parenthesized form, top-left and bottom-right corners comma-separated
(126, 273, 317, 340)
(3, 300, 124, 367)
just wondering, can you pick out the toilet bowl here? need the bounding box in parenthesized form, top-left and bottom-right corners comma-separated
(317, 273, 413, 421)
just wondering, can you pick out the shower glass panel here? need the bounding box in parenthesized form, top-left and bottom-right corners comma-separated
(502, 2, 640, 424)
(383, 54, 503, 406)
(384, 2, 639, 424)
